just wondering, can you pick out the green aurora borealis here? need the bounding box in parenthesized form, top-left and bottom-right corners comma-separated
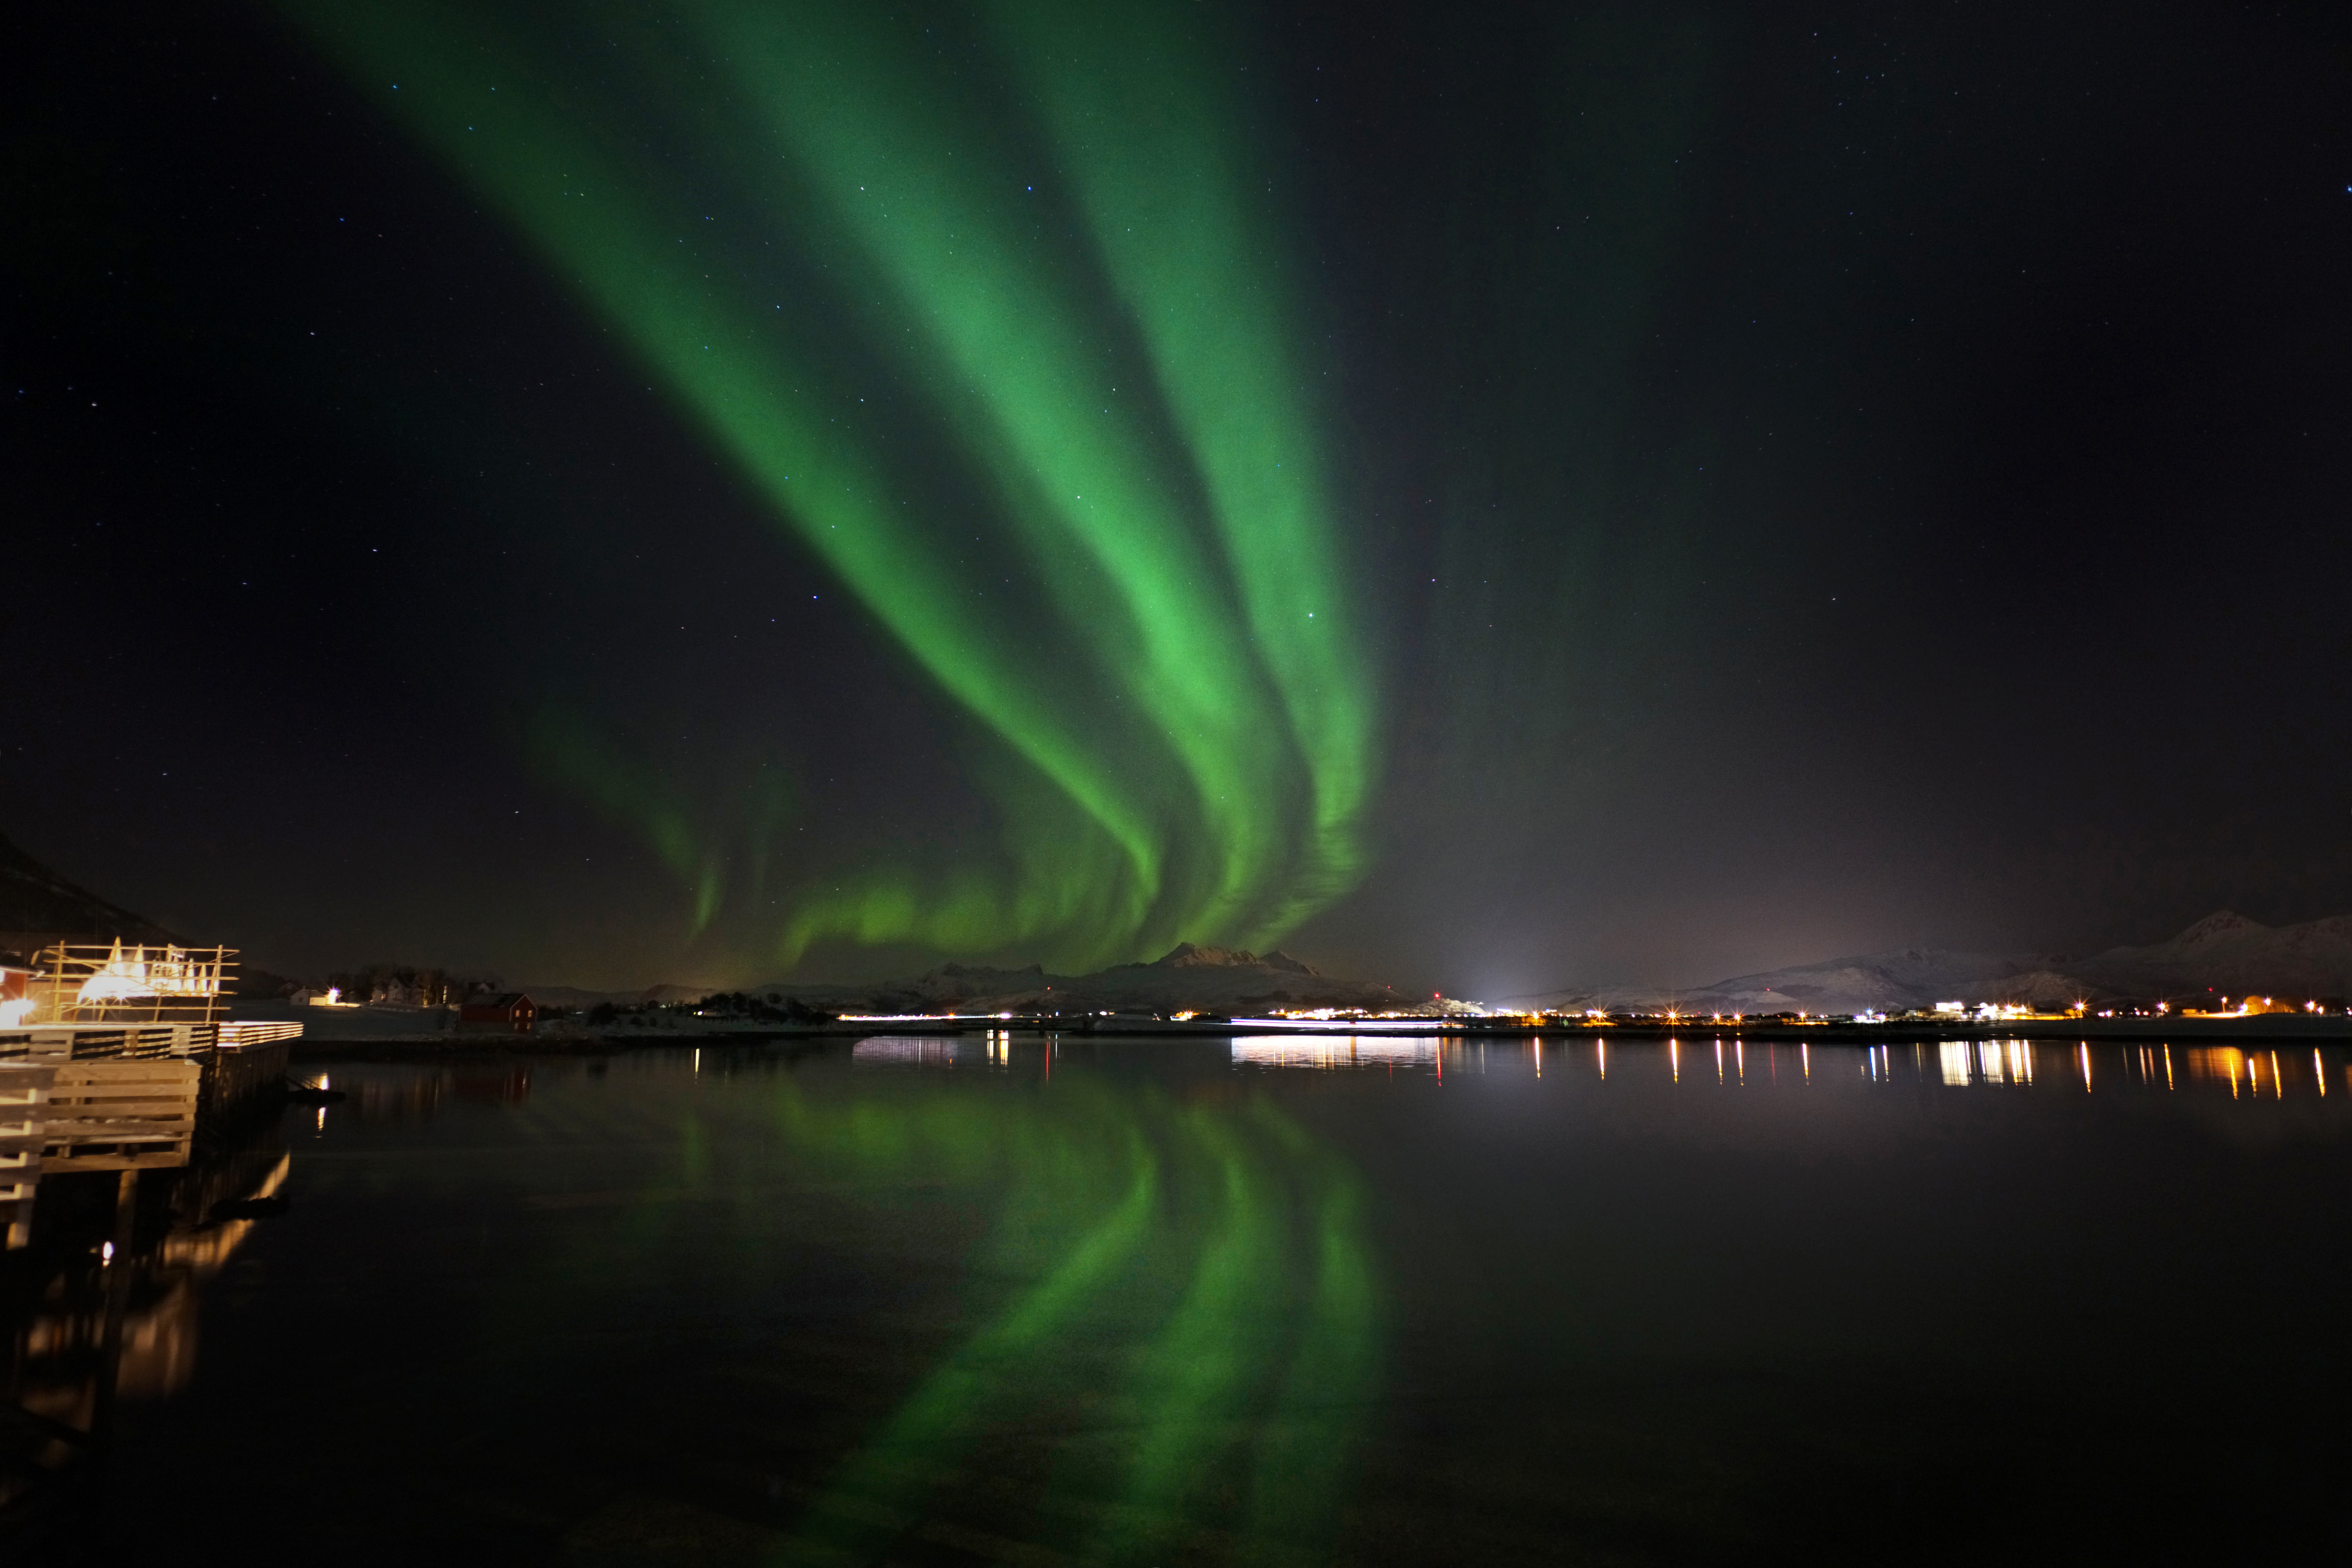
(493, 1052, 1380, 1560)
(757, 1065, 1378, 1560)
(282, 0, 1373, 971)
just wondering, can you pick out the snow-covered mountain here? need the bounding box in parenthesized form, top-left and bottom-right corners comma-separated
(1667, 947, 2053, 1015)
(2063, 911, 2352, 1002)
(1555, 911, 2352, 1015)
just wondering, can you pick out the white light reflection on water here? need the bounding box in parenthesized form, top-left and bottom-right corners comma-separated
(852, 1037, 969, 1067)
(1964, 1040, 2034, 1084)
(850, 1033, 1029, 1069)
(1230, 1037, 1438, 1070)
(839, 1033, 2352, 1108)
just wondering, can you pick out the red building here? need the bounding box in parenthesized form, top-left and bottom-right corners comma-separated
(456, 993, 536, 1034)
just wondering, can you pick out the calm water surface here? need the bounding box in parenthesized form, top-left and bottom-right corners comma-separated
(57, 1037, 2352, 1562)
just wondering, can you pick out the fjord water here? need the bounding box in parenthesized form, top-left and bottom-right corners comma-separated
(99, 1038, 2352, 1563)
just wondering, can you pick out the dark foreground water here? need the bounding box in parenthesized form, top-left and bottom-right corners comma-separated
(40, 1036, 2352, 1563)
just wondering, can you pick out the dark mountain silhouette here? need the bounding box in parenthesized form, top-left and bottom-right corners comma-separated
(532, 943, 1422, 1017)
(0, 831, 178, 959)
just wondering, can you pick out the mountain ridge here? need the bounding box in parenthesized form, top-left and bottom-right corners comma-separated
(1536, 911, 2352, 1015)
(0, 831, 180, 957)
(527, 942, 1403, 1016)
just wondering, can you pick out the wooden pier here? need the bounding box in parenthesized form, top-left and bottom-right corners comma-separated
(39, 1061, 199, 1172)
(0, 1059, 206, 1249)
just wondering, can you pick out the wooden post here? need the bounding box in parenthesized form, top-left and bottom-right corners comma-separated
(0, 1063, 50, 1248)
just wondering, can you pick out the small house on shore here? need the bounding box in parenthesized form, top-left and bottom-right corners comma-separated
(457, 993, 536, 1034)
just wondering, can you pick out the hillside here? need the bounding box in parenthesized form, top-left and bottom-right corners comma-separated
(761, 943, 1420, 1017)
(1562, 911, 2352, 1016)
(2064, 911, 2352, 1001)
(0, 831, 179, 956)
(531, 943, 1429, 1017)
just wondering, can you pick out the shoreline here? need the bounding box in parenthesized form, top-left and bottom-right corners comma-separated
(287, 1011, 2352, 1057)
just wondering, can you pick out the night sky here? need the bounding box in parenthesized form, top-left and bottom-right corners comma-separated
(7, 1, 2349, 997)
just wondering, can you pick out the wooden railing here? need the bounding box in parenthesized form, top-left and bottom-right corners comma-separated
(23, 943, 234, 1027)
